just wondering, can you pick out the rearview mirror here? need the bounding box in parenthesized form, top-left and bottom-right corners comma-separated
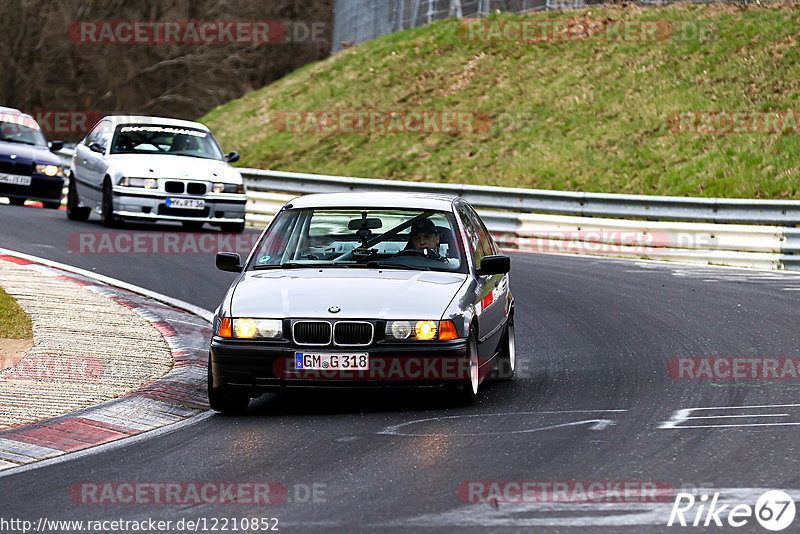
(216, 252, 242, 273)
(88, 142, 105, 154)
(348, 218, 382, 230)
(226, 151, 239, 163)
(477, 254, 510, 276)
(49, 140, 64, 152)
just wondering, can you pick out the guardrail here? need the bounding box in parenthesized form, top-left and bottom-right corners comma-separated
(240, 168, 800, 271)
(240, 168, 800, 225)
(53, 149, 800, 271)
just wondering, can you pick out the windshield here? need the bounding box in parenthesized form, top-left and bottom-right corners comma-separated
(249, 208, 467, 273)
(110, 124, 225, 160)
(0, 114, 47, 146)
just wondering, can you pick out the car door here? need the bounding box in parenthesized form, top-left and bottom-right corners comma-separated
(74, 120, 110, 206)
(457, 202, 507, 362)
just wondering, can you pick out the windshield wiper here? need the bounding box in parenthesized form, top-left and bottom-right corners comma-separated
(254, 262, 351, 270)
(0, 138, 38, 146)
(365, 261, 432, 271)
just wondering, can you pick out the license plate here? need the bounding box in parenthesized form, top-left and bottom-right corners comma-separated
(294, 352, 369, 370)
(166, 198, 205, 209)
(0, 174, 31, 186)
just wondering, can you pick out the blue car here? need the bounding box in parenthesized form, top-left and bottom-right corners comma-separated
(0, 107, 64, 208)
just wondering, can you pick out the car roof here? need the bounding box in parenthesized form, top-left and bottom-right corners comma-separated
(101, 115, 210, 131)
(0, 107, 35, 121)
(286, 192, 459, 211)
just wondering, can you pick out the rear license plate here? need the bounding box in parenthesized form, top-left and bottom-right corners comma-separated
(295, 352, 369, 370)
(166, 198, 205, 209)
(0, 174, 31, 186)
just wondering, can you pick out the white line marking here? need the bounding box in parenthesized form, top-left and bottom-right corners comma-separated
(379, 410, 626, 437)
(685, 414, 790, 419)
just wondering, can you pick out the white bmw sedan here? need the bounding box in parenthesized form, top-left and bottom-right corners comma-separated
(67, 115, 247, 232)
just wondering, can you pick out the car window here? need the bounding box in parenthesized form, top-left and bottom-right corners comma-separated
(109, 124, 225, 160)
(249, 208, 467, 273)
(84, 121, 104, 146)
(467, 204, 498, 255)
(457, 203, 493, 270)
(0, 112, 47, 147)
(95, 121, 113, 150)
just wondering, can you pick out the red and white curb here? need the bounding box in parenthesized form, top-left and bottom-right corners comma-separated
(0, 251, 212, 472)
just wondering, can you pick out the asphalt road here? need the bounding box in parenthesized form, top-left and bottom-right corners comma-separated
(2, 203, 800, 532)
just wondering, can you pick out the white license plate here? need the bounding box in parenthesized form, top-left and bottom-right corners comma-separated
(0, 174, 31, 186)
(166, 197, 205, 209)
(295, 352, 369, 370)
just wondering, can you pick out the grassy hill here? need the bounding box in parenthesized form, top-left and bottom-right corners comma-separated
(201, 2, 800, 199)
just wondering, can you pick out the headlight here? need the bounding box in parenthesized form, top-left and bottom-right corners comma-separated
(212, 182, 245, 194)
(35, 164, 61, 177)
(385, 320, 460, 341)
(119, 177, 157, 188)
(217, 318, 282, 339)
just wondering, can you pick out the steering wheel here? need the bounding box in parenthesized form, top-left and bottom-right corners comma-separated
(395, 248, 443, 261)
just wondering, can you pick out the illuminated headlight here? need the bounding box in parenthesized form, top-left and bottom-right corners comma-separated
(217, 318, 282, 339)
(385, 320, 459, 341)
(212, 182, 245, 194)
(119, 177, 157, 188)
(35, 164, 61, 177)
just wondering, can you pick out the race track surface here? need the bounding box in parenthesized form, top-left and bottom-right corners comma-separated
(2, 204, 799, 532)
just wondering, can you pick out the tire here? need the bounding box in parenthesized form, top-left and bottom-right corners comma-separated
(182, 221, 205, 231)
(100, 181, 120, 228)
(490, 314, 516, 381)
(221, 222, 245, 233)
(450, 330, 479, 405)
(43, 201, 61, 209)
(207, 355, 249, 414)
(66, 178, 90, 221)
(8, 198, 25, 206)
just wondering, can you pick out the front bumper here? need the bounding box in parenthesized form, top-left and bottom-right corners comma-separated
(0, 174, 64, 203)
(210, 338, 469, 393)
(112, 186, 246, 224)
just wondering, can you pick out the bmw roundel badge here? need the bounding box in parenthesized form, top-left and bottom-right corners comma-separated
(328, 306, 341, 313)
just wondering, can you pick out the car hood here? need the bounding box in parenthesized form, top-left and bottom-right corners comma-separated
(230, 269, 468, 320)
(108, 154, 241, 183)
(0, 142, 59, 165)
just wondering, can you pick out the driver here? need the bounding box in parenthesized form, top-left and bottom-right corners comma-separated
(402, 218, 446, 261)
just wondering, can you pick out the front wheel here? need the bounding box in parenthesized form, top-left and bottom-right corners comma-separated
(491, 314, 515, 381)
(66, 178, 90, 221)
(450, 331, 479, 405)
(100, 182, 120, 228)
(207, 355, 249, 414)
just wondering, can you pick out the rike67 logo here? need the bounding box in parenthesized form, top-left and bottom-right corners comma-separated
(668, 490, 795, 530)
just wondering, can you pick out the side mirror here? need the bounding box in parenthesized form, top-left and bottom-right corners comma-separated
(49, 140, 64, 152)
(88, 142, 105, 154)
(226, 151, 239, 163)
(216, 252, 243, 273)
(477, 254, 510, 276)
